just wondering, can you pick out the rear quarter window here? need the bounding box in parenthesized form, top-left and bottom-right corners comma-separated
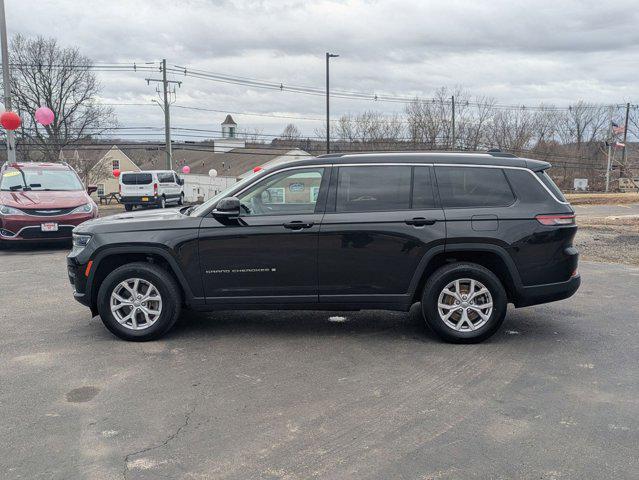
(536, 171, 567, 202)
(504, 169, 551, 203)
(121, 173, 152, 185)
(435, 166, 514, 208)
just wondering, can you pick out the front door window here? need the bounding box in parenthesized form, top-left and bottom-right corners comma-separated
(237, 168, 325, 216)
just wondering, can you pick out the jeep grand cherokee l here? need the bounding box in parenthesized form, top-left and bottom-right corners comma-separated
(67, 151, 580, 343)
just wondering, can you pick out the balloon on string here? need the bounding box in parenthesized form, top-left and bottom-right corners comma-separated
(35, 107, 55, 126)
(182, 165, 190, 174)
(113, 169, 121, 178)
(208, 169, 218, 178)
(0, 111, 21, 130)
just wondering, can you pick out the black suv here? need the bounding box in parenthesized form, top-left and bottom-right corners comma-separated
(67, 152, 580, 343)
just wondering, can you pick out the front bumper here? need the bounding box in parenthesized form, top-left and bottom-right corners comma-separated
(1, 213, 95, 242)
(515, 274, 581, 307)
(67, 255, 92, 308)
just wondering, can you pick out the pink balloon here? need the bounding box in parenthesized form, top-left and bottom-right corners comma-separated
(35, 107, 54, 126)
(182, 165, 190, 174)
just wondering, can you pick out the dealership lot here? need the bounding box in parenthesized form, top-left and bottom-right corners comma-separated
(1, 247, 638, 479)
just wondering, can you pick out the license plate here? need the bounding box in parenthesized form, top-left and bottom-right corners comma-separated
(141, 197, 149, 201)
(41, 222, 58, 232)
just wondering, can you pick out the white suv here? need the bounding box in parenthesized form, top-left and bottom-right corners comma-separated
(119, 170, 184, 211)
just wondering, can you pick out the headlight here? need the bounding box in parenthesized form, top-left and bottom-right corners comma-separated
(0, 204, 21, 215)
(70, 203, 94, 214)
(72, 233, 92, 248)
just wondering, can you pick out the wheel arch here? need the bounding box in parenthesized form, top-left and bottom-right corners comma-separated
(87, 246, 197, 313)
(409, 244, 523, 304)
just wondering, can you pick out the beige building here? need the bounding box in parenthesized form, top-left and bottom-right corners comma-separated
(61, 145, 141, 201)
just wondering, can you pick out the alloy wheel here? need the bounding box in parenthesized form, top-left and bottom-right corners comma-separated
(437, 278, 493, 332)
(110, 278, 163, 330)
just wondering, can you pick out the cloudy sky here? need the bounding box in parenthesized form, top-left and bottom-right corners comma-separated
(8, 0, 639, 139)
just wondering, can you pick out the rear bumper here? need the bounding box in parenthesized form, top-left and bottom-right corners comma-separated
(120, 195, 160, 206)
(514, 274, 581, 307)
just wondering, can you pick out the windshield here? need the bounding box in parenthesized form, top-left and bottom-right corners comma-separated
(190, 174, 258, 216)
(0, 167, 84, 191)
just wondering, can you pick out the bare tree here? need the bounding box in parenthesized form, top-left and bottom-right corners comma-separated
(238, 127, 264, 143)
(280, 123, 301, 140)
(6, 34, 116, 162)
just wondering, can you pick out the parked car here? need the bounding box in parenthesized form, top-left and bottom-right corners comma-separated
(0, 162, 98, 243)
(67, 151, 580, 342)
(119, 170, 184, 211)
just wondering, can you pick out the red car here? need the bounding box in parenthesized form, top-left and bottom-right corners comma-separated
(0, 162, 98, 243)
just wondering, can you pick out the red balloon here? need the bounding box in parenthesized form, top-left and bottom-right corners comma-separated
(113, 169, 121, 178)
(253, 166, 263, 173)
(0, 111, 21, 131)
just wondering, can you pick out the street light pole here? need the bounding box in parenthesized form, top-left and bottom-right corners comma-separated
(326, 52, 339, 154)
(0, 0, 16, 163)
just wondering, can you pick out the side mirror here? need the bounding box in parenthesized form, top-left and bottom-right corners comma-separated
(179, 178, 185, 186)
(87, 185, 98, 195)
(212, 196, 241, 218)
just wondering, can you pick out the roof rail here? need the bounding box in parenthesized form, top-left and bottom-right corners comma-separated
(486, 148, 518, 158)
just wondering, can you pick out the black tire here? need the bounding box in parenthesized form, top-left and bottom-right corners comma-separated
(97, 262, 182, 341)
(124, 204, 133, 212)
(159, 196, 166, 208)
(177, 193, 184, 206)
(421, 262, 507, 343)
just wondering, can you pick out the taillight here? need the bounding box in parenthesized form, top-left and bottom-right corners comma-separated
(535, 214, 576, 226)
(153, 183, 158, 195)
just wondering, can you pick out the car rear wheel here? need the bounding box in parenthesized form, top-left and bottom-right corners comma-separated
(124, 204, 133, 211)
(422, 262, 507, 343)
(97, 262, 181, 341)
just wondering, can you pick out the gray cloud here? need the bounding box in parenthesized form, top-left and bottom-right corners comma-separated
(7, 0, 639, 136)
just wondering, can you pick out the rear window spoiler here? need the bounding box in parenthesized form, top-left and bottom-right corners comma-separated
(525, 159, 551, 172)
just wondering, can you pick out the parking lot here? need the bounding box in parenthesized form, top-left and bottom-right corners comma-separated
(1, 246, 638, 480)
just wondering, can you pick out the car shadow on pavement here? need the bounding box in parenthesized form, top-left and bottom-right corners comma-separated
(0, 241, 70, 255)
(160, 303, 437, 342)
(143, 303, 570, 346)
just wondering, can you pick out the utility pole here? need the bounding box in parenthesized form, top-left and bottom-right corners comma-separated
(451, 95, 456, 150)
(0, 0, 16, 163)
(325, 52, 339, 154)
(605, 105, 613, 193)
(146, 59, 181, 170)
(621, 102, 630, 176)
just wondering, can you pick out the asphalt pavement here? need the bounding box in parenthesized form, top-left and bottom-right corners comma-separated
(574, 202, 639, 218)
(1, 246, 638, 479)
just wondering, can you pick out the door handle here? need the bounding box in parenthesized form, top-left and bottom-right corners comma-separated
(405, 217, 436, 226)
(283, 221, 314, 230)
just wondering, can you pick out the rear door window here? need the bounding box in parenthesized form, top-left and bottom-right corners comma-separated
(435, 167, 514, 208)
(121, 173, 152, 185)
(336, 166, 411, 212)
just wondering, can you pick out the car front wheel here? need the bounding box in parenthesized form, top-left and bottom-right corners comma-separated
(97, 262, 182, 341)
(422, 262, 507, 343)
